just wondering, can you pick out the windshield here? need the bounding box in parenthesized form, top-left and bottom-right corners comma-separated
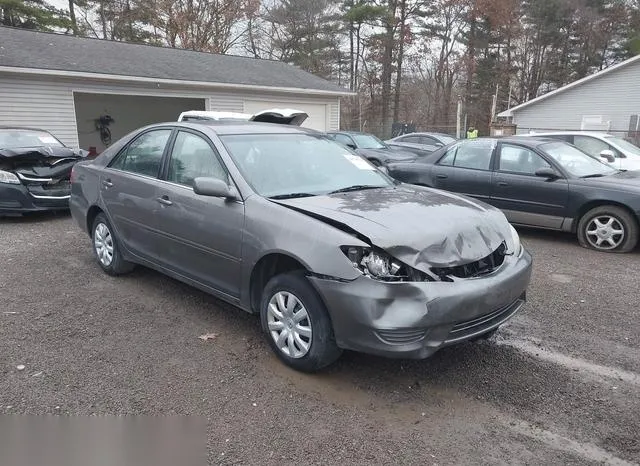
(604, 136, 640, 157)
(437, 135, 456, 144)
(0, 129, 64, 149)
(541, 142, 617, 177)
(352, 134, 386, 149)
(220, 134, 392, 198)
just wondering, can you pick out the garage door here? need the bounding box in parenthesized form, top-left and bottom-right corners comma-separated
(243, 100, 327, 131)
(74, 93, 205, 152)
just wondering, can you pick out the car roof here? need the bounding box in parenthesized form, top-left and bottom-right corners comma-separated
(524, 131, 614, 138)
(173, 121, 321, 136)
(328, 130, 371, 135)
(396, 132, 454, 138)
(0, 126, 51, 132)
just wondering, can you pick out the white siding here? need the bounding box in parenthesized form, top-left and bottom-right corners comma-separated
(0, 76, 79, 147)
(0, 73, 342, 148)
(513, 60, 640, 133)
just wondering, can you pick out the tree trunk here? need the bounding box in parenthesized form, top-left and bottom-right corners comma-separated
(381, 1, 397, 139)
(68, 0, 78, 35)
(393, 0, 407, 123)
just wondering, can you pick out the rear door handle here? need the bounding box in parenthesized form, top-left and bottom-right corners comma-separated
(156, 195, 173, 206)
(436, 174, 448, 179)
(497, 181, 509, 187)
(102, 178, 113, 188)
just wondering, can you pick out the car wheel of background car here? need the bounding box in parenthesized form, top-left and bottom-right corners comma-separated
(92, 213, 135, 275)
(577, 205, 638, 253)
(260, 272, 342, 372)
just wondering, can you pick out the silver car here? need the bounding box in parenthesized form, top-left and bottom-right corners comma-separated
(70, 121, 532, 372)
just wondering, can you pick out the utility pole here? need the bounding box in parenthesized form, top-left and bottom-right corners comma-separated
(507, 84, 512, 110)
(490, 83, 499, 123)
(456, 97, 462, 139)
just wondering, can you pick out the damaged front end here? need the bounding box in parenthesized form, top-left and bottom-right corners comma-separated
(0, 146, 87, 213)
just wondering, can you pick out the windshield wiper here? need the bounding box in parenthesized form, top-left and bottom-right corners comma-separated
(580, 173, 606, 179)
(328, 185, 385, 194)
(269, 192, 316, 200)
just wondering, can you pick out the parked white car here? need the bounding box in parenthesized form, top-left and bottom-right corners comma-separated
(523, 131, 640, 171)
(178, 109, 308, 126)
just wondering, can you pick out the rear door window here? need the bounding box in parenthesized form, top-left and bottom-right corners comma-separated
(111, 129, 172, 177)
(573, 135, 615, 157)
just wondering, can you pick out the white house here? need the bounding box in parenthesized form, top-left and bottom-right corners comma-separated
(0, 26, 350, 152)
(498, 54, 640, 136)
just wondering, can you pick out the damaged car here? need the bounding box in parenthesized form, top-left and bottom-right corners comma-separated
(69, 121, 532, 372)
(0, 127, 87, 216)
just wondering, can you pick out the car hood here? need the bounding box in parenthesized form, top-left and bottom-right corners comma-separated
(273, 185, 514, 270)
(576, 170, 640, 191)
(356, 147, 416, 162)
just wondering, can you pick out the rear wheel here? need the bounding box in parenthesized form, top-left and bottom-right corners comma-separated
(260, 273, 342, 372)
(577, 205, 638, 253)
(92, 213, 135, 275)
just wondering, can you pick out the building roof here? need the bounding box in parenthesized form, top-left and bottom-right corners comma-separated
(0, 26, 350, 96)
(499, 54, 640, 117)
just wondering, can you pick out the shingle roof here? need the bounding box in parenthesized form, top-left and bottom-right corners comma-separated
(0, 26, 349, 95)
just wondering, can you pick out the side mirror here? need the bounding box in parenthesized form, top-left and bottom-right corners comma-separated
(346, 143, 357, 150)
(193, 177, 237, 199)
(599, 149, 616, 163)
(535, 167, 560, 179)
(434, 142, 444, 148)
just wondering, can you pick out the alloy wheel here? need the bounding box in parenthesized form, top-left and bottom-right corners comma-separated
(585, 215, 625, 250)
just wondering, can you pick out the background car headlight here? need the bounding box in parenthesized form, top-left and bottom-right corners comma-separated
(509, 224, 522, 256)
(0, 170, 20, 184)
(341, 246, 428, 282)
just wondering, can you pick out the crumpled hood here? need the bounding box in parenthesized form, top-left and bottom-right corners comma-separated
(274, 185, 514, 270)
(0, 146, 87, 177)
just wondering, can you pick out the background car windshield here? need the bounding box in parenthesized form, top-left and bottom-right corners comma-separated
(438, 135, 456, 144)
(605, 136, 640, 156)
(541, 142, 617, 177)
(0, 129, 63, 149)
(221, 134, 392, 197)
(352, 134, 386, 149)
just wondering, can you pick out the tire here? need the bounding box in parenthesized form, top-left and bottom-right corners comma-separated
(91, 213, 135, 275)
(577, 205, 638, 253)
(260, 273, 342, 372)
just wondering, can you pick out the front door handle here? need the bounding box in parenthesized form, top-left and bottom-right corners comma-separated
(156, 195, 173, 206)
(102, 178, 113, 188)
(436, 174, 448, 179)
(497, 181, 509, 187)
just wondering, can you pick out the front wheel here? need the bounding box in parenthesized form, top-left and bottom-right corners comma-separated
(577, 205, 638, 253)
(260, 273, 342, 372)
(92, 213, 135, 275)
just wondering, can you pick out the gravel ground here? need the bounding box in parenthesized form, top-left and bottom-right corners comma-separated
(1, 212, 639, 465)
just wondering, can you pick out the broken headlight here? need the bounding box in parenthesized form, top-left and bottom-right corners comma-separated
(509, 225, 522, 256)
(341, 246, 429, 282)
(0, 170, 20, 185)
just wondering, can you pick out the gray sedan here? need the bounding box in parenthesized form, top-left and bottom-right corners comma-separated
(70, 122, 532, 371)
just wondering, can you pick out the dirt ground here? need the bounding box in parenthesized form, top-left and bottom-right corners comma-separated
(1, 212, 638, 465)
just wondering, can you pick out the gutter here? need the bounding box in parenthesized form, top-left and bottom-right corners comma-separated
(0, 66, 355, 97)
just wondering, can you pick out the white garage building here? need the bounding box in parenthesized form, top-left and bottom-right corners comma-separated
(0, 27, 348, 152)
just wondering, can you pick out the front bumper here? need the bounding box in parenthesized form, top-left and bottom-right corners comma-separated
(0, 182, 70, 215)
(310, 249, 532, 359)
